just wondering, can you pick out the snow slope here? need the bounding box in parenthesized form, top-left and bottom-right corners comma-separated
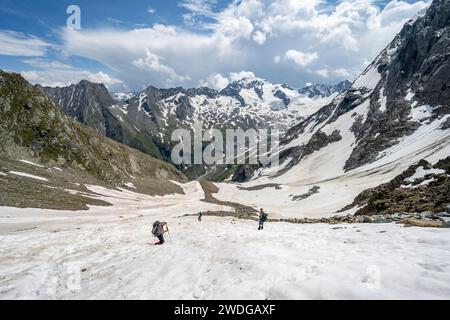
(215, 116, 450, 218)
(214, 2, 450, 218)
(1, 184, 449, 299)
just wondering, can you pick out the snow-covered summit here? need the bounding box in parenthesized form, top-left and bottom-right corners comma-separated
(113, 92, 136, 102)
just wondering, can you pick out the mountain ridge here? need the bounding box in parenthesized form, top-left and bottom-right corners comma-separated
(0, 70, 186, 209)
(39, 76, 351, 179)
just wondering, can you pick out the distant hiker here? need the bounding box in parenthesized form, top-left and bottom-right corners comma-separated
(152, 221, 168, 245)
(258, 208, 269, 230)
(198, 211, 203, 222)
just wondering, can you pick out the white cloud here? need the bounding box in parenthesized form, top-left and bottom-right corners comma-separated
(132, 48, 190, 83)
(199, 70, 257, 90)
(148, 7, 156, 15)
(216, 15, 254, 40)
(285, 50, 318, 67)
(198, 73, 230, 90)
(313, 66, 353, 79)
(88, 71, 123, 86)
(253, 31, 267, 45)
(179, 0, 217, 17)
(20, 59, 124, 89)
(0, 30, 51, 57)
(57, 0, 431, 89)
(229, 71, 256, 82)
(61, 23, 247, 89)
(334, 68, 353, 79)
(315, 68, 329, 78)
(179, 0, 218, 26)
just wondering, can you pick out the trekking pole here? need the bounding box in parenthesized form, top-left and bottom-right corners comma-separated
(167, 226, 172, 241)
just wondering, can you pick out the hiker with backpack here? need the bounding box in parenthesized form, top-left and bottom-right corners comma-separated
(198, 211, 203, 222)
(258, 208, 269, 230)
(152, 221, 168, 245)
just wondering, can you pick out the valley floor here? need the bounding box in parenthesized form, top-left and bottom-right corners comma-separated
(1, 182, 450, 300)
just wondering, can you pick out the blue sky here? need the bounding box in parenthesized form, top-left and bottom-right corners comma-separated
(0, 0, 431, 91)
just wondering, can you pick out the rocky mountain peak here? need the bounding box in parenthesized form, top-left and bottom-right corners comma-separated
(298, 80, 352, 99)
(186, 87, 219, 98)
(265, 0, 450, 181)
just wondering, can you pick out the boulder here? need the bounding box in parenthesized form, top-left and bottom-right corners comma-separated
(398, 218, 444, 228)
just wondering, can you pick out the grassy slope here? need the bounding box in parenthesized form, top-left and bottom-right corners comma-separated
(0, 70, 187, 210)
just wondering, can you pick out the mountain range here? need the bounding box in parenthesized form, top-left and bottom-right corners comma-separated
(38, 75, 351, 177)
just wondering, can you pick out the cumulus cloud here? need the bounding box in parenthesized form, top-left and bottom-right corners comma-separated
(0, 30, 51, 57)
(132, 49, 190, 83)
(253, 31, 267, 45)
(229, 71, 256, 82)
(314, 66, 356, 79)
(61, 24, 246, 88)
(285, 50, 319, 67)
(55, 0, 431, 89)
(199, 70, 257, 90)
(20, 59, 124, 89)
(198, 73, 230, 90)
(334, 68, 353, 79)
(216, 15, 254, 39)
(315, 68, 330, 78)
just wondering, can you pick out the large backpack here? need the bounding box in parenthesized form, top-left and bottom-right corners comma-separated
(152, 221, 160, 236)
(261, 212, 269, 222)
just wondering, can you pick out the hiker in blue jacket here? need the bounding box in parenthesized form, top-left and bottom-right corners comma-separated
(258, 208, 269, 230)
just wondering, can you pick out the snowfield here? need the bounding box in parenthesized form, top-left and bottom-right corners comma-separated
(1, 182, 449, 300)
(215, 116, 450, 219)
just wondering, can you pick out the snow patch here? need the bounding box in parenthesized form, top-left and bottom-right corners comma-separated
(9, 171, 48, 182)
(411, 105, 432, 121)
(405, 89, 415, 102)
(124, 182, 136, 189)
(405, 166, 445, 183)
(352, 66, 381, 90)
(0, 215, 449, 299)
(19, 160, 44, 168)
(379, 87, 387, 112)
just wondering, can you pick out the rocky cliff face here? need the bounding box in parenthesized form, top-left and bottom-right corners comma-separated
(344, 0, 450, 171)
(270, 0, 450, 176)
(341, 157, 449, 215)
(38, 80, 115, 133)
(39, 81, 162, 159)
(298, 80, 352, 99)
